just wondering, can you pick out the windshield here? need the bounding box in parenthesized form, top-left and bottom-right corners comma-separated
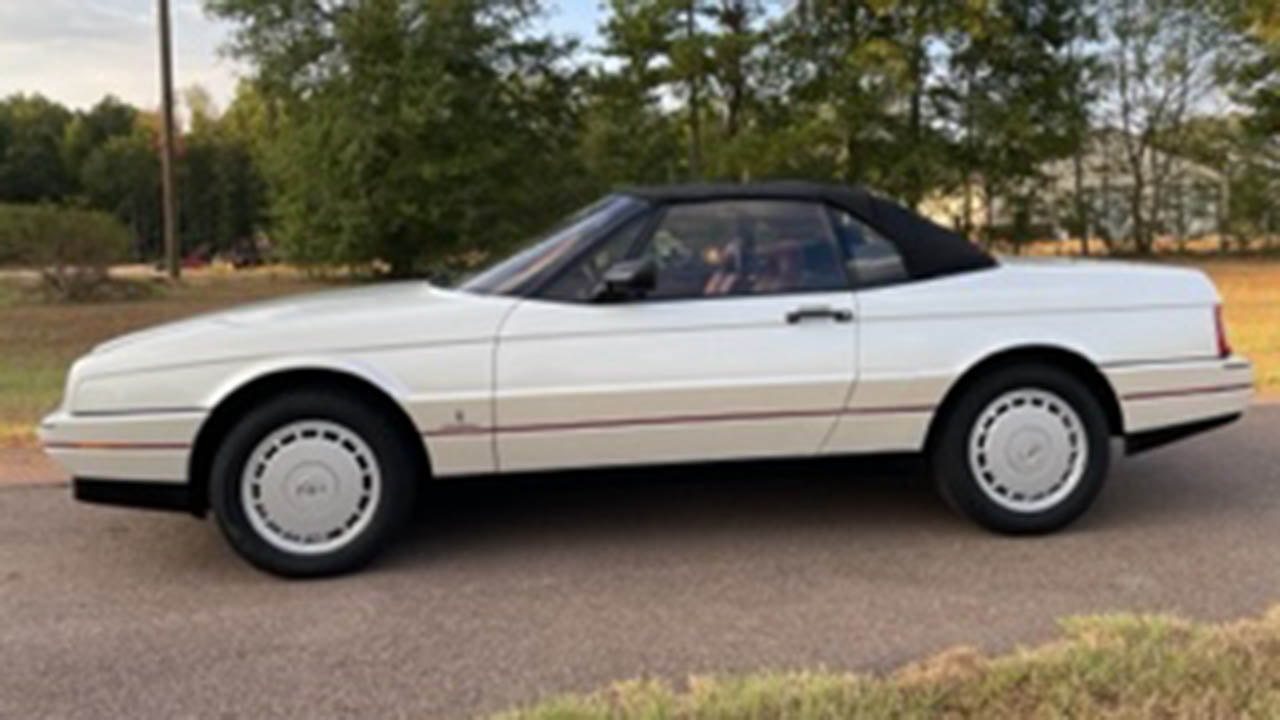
(458, 194, 643, 296)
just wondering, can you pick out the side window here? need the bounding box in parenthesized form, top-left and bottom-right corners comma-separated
(642, 200, 850, 300)
(642, 202, 739, 299)
(749, 201, 849, 294)
(827, 208, 909, 288)
(539, 215, 649, 302)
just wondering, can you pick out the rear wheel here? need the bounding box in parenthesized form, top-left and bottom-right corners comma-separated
(210, 389, 418, 577)
(931, 364, 1110, 534)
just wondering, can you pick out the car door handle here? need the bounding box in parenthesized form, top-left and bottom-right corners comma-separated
(785, 306, 854, 324)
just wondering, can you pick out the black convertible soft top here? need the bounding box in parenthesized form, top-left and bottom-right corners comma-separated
(619, 181, 996, 280)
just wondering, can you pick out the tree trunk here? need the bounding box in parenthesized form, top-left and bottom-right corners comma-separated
(983, 179, 997, 251)
(844, 129, 857, 185)
(685, 0, 702, 180)
(1073, 150, 1088, 256)
(1131, 176, 1149, 254)
(1219, 174, 1232, 254)
(906, 43, 924, 209)
(962, 174, 973, 237)
(721, 0, 746, 141)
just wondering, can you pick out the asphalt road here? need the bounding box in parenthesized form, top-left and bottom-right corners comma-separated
(3, 405, 1279, 719)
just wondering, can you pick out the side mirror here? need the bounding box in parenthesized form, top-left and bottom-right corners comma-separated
(594, 257, 657, 301)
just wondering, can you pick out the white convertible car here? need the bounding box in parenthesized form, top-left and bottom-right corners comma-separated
(40, 183, 1253, 576)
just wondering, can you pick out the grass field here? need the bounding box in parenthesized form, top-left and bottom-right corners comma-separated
(492, 607, 1280, 719)
(0, 259, 1275, 447)
(1200, 261, 1280, 392)
(0, 269, 325, 446)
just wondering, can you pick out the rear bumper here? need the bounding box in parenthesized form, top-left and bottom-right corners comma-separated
(1125, 412, 1242, 455)
(1106, 355, 1253, 434)
(1106, 355, 1253, 454)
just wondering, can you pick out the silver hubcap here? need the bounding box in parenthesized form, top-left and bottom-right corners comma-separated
(968, 389, 1087, 514)
(241, 420, 382, 555)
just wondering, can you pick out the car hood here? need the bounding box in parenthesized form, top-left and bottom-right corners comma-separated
(218, 281, 445, 326)
(86, 282, 519, 374)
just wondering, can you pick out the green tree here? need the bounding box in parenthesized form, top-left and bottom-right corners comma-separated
(588, 0, 772, 183)
(1176, 114, 1280, 250)
(1099, 0, 1231, 253)
(61, 95, 137, 187)
(769, 0, 964, 207)
(0, 94, 74, 203)
(944, 0, 1099, 248)
(699, 0, 771, 180)
(1223, 0, 1279, 136)
(220, 82, 277, 160)
(670, 0, 709, 177)
(583, 0, 685, 186)
(206, 0, 587, 277)
(80, 125, 162, 258)
(176, 85, 269, 257)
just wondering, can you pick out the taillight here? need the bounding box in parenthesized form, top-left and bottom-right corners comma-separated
(1215, 305, 1232, 358)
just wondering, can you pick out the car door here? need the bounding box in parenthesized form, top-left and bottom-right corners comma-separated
(492, 199, 859, 473)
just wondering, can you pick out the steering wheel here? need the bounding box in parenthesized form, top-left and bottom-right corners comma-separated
(576, 261, 605, 299)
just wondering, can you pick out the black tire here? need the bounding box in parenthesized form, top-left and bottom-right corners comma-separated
(931, 363, 1110, 534)
(210, 388, 419, 577)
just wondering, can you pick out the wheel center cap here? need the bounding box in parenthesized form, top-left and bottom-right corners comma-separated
(1006, 428, 1051, 474)
(297, 476, 328, 498)
(284, 463, 338, 509)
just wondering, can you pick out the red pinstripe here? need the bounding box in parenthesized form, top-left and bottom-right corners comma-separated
(423, 404, 935, 437)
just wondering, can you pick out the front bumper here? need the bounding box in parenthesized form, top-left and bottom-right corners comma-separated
(37, 408, 205, 484)
(74, 477, 198, 513)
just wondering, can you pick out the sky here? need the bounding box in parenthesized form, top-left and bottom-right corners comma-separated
(0, 0, 603, 113)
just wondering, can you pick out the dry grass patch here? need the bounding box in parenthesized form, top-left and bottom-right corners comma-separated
(1197, 260, 1280, 393)
(495, 607, 1280, 719)
(0, 271, 325, 446)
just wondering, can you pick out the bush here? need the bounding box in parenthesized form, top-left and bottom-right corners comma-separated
(0, 204, 129, 301)
(496, 607, 1280, 719)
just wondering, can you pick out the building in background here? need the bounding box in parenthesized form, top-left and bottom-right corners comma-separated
(922, 130, 1229, 250)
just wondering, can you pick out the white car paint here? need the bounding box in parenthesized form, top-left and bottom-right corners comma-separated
(493, 289, 857, 471)
(40, 258, 1253, 486)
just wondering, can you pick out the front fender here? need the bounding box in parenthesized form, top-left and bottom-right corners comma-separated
(70, 354, 411, 416)
(201, 355, 413, 411)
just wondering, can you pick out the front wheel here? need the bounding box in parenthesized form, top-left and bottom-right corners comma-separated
(210, 389, 418, 577)
(931, 364, 1111, 534)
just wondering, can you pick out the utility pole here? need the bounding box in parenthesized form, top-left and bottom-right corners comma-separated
(157, 0, 180, 280)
